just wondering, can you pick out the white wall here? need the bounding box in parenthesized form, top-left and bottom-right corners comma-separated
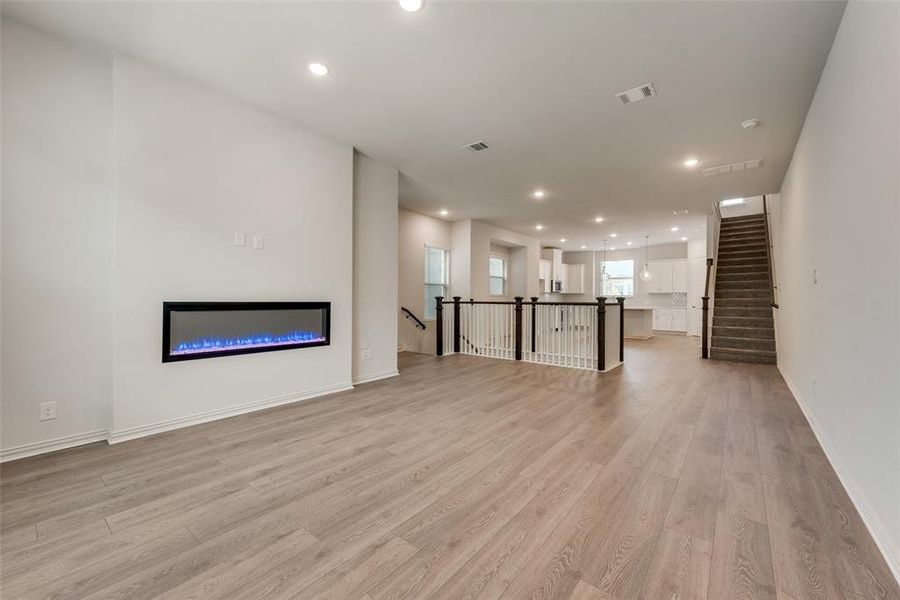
(467, 220, 541, 300)
(775, 0, 900, 579)
(353, 152, 398, 384)
(398, 209, 450, 353)
(1, 19, 114, 455)
(1, 19, 368, 456)
(110, 56, 353, 439)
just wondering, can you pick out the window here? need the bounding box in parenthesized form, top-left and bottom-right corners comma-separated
(601, 259, 634, 297)
(489, 256, 506, 296)
(424, 246, 448, 320)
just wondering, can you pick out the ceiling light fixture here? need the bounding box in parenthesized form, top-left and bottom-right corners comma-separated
(398, 0, 423, 11)
(560, 238, 567, 243)
(535, 224, 544, 231)
(439, 209, 449, 216)
(307, 62, 330, 77)
(532, 189, 546, 199)
(741, 118, 760, 129)
(610, 247, 616, 251)
(683, 158, 699, 168)
(627, 241, 633, 245)
(594, 217, 604, 223)
(639, 235, 653, 281)
(581, 245, 587, 250)
(610, 233, 618, 238)
(670, 226, 679, 232)
(681, 236, 688, 241)
(720, 197, 746, 207)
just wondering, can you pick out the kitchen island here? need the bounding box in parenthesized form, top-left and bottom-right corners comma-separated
(623, 307, 654, 339)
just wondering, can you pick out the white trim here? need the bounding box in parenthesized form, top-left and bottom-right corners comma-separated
(0, 429, 109, 463)
(352, 368, 400, 386)
(108, 381, 353, 444)
(778, 363, 900, 586)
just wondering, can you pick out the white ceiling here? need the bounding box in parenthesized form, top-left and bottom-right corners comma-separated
(2, 1, 845, 249)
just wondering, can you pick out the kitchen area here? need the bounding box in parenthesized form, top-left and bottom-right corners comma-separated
(537, 236, 708, 341)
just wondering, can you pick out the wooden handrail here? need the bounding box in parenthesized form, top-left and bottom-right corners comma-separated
(763, 195, 779, 309)
(400, 306, 426, 330)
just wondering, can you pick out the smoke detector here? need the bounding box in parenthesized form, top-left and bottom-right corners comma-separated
(464, 141, 490, 152)
(702, 158, 763, 177)
(615, 83, 656, 105)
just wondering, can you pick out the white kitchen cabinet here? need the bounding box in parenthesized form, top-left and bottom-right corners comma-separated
(646, 262, 673, 293)
(672, 261, 688, 293)
(653, 309, 672, 331)
(538, 259, 551, 281)
(653, 308, 686, 332)
(562, 264, 584, 294)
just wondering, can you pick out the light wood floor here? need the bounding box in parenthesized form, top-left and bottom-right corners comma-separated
(1, 335, 897, 599)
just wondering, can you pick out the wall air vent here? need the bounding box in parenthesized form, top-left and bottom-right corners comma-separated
(464, 141, 490, 152)
(615, 83, 656, 105)
(702, 158, 764, 177)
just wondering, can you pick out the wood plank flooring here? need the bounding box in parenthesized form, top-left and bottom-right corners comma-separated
(1, 335, 897, 599)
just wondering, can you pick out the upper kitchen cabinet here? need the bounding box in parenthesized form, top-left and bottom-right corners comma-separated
(646, 259, 688, 293)
(672, 260, 688, 293)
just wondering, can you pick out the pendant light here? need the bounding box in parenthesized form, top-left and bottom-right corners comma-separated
(600, 239, 610, 281)
(639, 235, 653, 281)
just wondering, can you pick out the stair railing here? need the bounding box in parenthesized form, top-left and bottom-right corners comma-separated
(400, 306, 426, 330)
(434, 295, 625, 372)
(762, 195, 779, 309)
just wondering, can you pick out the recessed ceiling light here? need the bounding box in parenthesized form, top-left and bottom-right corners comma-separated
(535, 224, 544, 230)
(670, 226, 679, 232)
(307, 62, 329, 77)
(560, 238, 567, 243)
(627, 241, 633, 245)
(532, 189, 546, 199)
(398, 0, 423, 11)
(720, 197, 746, 207)
(610, 247, 616, 251)
(681, 236, 688, 241)
(581, 245, 587, 250)
(439, 209, 449, 216)
(594, 217, 604, 223)
(610, 233, 618, 238)
(683, 158, 699, 168)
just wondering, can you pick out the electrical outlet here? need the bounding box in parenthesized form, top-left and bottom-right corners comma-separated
(362, 349, 374, 360)
(252, 235, 264, 250)
(361, 338, 370, 350)
(39, 401, 56, 421)
(234, 231, 245, 247)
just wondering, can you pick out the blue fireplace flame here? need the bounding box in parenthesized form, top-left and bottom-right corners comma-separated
(170, 329, 325, 355)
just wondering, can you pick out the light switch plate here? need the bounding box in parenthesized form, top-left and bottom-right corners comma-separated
(252, 235, 264, 250)
(361, 338, 370, 350)
(234, 232, 245, 247)
(362, 349, 374, 360)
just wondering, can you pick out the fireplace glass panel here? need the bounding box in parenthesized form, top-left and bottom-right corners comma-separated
(163, 302, 329, 362)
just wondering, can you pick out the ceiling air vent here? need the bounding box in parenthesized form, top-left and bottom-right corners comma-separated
(702, 158, 764, 177)
(464, 141, 490, 152)
(616, 83, 656, 105)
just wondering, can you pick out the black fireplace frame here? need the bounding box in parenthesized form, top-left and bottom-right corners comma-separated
(162, 301, 331, 363)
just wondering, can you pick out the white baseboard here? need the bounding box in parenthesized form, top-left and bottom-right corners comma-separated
(352, 368, 399, 386)
(0, 429, 110, 463)
(108, 381, 353, 444)
(778, 363, 900, 586)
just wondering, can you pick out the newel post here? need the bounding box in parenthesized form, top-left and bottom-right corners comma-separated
(596, 296, 607, 371)
(530, 297, 538, 353)
(701, 296, 710, 359)
(616, 297, 625, 363)
(514, 297, 524, 361)
(452, 296, 461, 354)
(435, 296, 444, 357)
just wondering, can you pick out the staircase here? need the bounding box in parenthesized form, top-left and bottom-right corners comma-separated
(710, 214, 776, 364)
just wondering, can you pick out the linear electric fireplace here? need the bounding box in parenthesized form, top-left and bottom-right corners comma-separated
(162, 302, 330, 362)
